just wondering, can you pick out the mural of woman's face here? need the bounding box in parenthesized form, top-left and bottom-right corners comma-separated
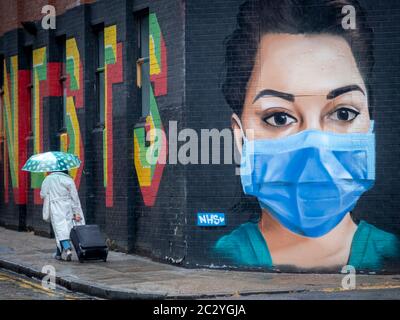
(233, 34, 371, 148)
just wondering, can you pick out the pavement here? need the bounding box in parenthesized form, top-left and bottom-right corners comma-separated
(1, 226, 400, 300)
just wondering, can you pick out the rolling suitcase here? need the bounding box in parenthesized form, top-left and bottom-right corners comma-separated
(70, 224, 108, 263)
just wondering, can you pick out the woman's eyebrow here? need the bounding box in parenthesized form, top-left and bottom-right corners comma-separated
(253, 85, 365, 104)
(252, 89, 295, 103)
(326, 85, 365, 100)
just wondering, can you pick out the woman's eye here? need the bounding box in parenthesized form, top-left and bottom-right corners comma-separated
(263, 112, 297, 127)
(329, 107, 360, 122)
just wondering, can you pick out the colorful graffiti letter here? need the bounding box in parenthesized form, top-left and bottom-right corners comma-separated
(103, 25, 123, 207)
(31, 47, 62, 204)
(134, 88, 167, 207)
(60, 38, 84, 189)
(31, 47, 47, 204)
(1, 56, 30, 204)
(134, 13, 168, 207)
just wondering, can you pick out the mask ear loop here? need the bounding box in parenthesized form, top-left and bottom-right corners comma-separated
(368, 120, 375, 134)
(232, 113, 246, 176)
(232, 113, 247, 143)
(232, 113, 256, 177)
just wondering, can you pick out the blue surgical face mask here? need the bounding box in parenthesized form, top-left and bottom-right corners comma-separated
(240, 122, 375, 238)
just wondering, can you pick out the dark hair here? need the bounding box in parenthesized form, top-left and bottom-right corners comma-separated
(222, 0, 374, 116)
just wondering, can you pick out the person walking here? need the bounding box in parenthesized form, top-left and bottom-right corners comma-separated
(40, 170, 85, 261)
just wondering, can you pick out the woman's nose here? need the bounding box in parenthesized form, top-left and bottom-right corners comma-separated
(298, 117, 323, 132)
(296, 96, 325, 132)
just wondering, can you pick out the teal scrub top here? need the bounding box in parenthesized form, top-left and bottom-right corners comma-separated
(214, 221, 400, 271)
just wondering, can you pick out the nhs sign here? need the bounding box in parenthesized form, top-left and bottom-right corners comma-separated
(197, 213, 226, 227)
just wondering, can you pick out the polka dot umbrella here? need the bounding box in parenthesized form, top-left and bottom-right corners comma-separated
(22, 151, 81, 172)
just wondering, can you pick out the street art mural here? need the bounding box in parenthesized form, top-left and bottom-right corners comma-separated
(134, 13, 168, 207)
(134, 88, 168, 207)
(149, 13, 167, 96)
(31, 47, 62, 204)
(214, 0, 400, 272)
(60, 37, 85, 189)
(103, 25, 123, 208)
(1, 56, 30, 204)
(0, 0, 399, 273)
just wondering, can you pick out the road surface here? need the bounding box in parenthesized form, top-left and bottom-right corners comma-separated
(0, 268, 96, 300)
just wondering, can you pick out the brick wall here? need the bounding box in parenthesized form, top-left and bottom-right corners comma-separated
(0, 0, 186, 257)
(183, 0, 400, 271)
(0, 0, 399, 273)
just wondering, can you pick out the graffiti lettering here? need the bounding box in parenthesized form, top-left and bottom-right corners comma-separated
(31, 47, 62, 204)
(103, 25, 123, 208)
(134, 13, 168, 207)
(1, 56, 30, 204)
(61, 37, 85, 189)
(197, 213, 226, 227)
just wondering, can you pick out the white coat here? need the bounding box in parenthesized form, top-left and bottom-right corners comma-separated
(40, 172, 85, 250)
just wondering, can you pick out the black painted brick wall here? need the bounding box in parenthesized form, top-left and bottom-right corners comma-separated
(0, 0, 399, 271)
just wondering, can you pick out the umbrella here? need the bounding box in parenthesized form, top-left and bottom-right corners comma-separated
(22, 151, 81, 173)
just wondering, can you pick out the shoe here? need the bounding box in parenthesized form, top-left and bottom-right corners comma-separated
(65, 249, 72, 262)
